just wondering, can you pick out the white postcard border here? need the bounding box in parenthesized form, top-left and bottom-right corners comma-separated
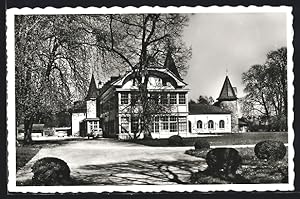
(6, 6, 294, 193)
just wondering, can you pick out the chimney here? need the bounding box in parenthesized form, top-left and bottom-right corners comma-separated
(98, 81, 103, 89)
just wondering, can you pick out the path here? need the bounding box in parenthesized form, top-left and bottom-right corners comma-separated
(16, 139, 205, 185)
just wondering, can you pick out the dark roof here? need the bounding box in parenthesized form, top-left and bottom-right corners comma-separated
(98, 75, 121, 95)
(163, 51, 181, 79)
(72, 100, 87, 113)
(85, 74, 98, 100)
(217, 76, 238, 101)
(189, 104, 231, 115)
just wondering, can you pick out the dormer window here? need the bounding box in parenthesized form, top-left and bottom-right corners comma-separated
(162, 78, 167, 86)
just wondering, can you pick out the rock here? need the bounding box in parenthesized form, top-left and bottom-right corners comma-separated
(254, 140, 286, 161)
(168, 135, 184, 146)
(206, 148, 242, 178)
(32, 157, 71, 186)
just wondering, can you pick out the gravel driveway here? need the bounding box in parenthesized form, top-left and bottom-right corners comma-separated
(16, 138, 205, 185)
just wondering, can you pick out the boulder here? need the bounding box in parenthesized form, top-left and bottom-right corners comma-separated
(254, 140, 286, 161)
(168, 135, 184, 146)
(32, 157, 71, 186)
(206, 148, 242, 177)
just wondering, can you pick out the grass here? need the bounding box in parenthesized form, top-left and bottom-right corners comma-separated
(16, 145, 42, 171)
(132, 132, 288, 147)
(16, 140, 73, 171)
(185, 147, 288, 184)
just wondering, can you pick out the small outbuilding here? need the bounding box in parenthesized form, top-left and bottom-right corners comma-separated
(188, 104, 232, 134)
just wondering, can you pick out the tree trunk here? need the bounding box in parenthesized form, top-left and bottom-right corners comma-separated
(24, 116, 34, 144)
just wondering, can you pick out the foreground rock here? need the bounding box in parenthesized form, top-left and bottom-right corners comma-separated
(206, 148, 242, 178)
(32, 157, 71, 185)
(254, 140, 286, 161)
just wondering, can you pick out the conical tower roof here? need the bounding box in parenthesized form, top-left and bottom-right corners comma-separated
(217, 76, 237, 101)
(163, 51, 181, 79)
(85, 74, 98, 100)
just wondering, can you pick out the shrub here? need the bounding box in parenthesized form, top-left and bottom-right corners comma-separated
(168, 135, 184, 146)
(32, 157, 71, 185)
(206, 148, 242, 177)
(254, 140, 286, 161)
(194, 139, 210, 150)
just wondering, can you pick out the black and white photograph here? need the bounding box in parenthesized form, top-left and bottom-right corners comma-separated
(6, 6, 294, 192)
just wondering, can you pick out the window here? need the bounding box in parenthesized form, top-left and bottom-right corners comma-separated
(161, 93, 168, 104)
(89, 122, 94, 131)
(120, 93, 129, 104)
(179, 93, 186, 104)
(208, 120, 214, 129)
(170, 93, 177, 104)
(161, 116, 169, 130)
(219, 120, 225, 129)
(149, 93, 159, 104)
(188, 121, 192, 133)
(151, 116, 159, 133)
(121, 117, 129, 133)
(197, 120, 202, 129)
(170, 116, 178, 132)
(93, 121, 98, 130)
(131, 92, 139, 104)
(178, 117, 187, 132)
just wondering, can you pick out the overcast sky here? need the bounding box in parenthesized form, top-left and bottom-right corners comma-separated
(183, 13, 287, 101)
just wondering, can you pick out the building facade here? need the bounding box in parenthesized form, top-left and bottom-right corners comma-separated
(187, 104, 232, 134)
(71, 56, 239, 139)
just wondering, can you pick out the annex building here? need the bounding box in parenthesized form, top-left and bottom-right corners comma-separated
(71, 54, 239, 139)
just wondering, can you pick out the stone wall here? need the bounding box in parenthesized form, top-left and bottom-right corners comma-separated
(218, 100, 239, 133)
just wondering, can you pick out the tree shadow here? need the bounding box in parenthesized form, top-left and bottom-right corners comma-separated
(71, 159, 203, 185)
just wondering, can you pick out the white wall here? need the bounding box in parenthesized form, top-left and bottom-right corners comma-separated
(72, 113, 86, 135)
(188, 114, 231, 134)
(87, 100, 96, 118)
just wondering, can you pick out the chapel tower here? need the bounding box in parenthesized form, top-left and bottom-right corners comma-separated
(216, 76, 239, 133)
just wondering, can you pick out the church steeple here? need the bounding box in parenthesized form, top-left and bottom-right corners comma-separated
(217, 76, 238, 101)
(163, 50, 181, 79)
(85, 74, 98, 100)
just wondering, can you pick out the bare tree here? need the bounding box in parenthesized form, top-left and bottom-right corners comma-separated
(90, 14, 191, 139)
(196, 95, 214, 105)
(241, 47, 287, 131)
(15, 15, 93, 143)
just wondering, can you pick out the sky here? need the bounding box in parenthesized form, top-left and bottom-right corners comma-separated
(183, 13, 287, 101)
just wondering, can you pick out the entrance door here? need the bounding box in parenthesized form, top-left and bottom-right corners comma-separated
(188, 121, 192, 133)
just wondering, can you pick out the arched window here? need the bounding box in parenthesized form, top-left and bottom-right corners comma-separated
(197, 120, 202, 129)
(219, 120, 225, 129)
(208, 120, 214, 129)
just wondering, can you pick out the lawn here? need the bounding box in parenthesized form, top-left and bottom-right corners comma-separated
(16, 140, 75, 171)
(185, 147, 288, 184)
(132, 132, 288, 147)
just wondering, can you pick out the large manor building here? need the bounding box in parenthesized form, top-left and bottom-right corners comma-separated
(71, 54, 240, 139)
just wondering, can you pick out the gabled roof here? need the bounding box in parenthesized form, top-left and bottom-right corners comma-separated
(163, 51, 181, 80)
(113, 68, 187, 88)
(189, 104, 231, 115)
(85, 74, 98, 100)
(217, 76, 238, 101)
